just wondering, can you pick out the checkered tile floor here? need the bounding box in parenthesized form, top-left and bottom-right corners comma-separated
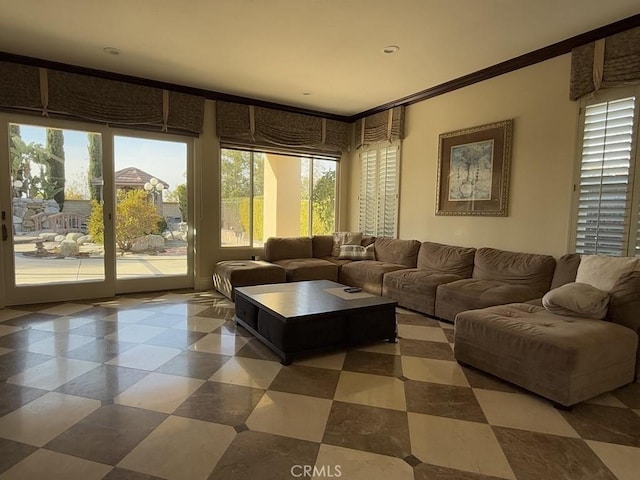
(0, 290, 638, 480)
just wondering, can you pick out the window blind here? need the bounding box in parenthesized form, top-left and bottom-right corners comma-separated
(359, 150, 377, 235)
(378, 145, 399, 237)
(575, 96, 635, 256)
(359, 144, 400, 237)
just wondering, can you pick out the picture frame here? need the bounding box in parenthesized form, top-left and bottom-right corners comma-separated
(436, 119, 513, 216)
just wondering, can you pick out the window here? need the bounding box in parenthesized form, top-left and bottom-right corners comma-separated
(220, 148, 337, 247)
(573, 88, 640, 257)
(359, 143, 400, 237)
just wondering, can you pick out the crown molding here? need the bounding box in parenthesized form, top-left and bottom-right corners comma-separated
(349, 12, 640, 122)
(2, 13, 639, 124)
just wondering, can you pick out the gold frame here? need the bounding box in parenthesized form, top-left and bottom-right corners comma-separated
(436, 119, 513, 216)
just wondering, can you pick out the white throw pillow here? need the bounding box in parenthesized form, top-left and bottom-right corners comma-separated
(542, 282, 610, 319)
(331, 232, 363, 257)
(338, 244, 376, 261)
(575, 255, 640, 292)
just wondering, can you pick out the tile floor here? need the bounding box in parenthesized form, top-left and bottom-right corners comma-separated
(0, 290, 639, 480)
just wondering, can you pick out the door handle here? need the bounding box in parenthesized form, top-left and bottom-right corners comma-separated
(1, 224, 7, 242)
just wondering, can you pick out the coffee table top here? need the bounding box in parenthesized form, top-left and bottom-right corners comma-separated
(234, 280, 396, 320)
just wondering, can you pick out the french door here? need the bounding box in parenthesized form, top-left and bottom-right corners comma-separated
(0, 114, 193, 306)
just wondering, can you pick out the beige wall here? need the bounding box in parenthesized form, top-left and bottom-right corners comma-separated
(347, 54, 578, 257)
(263, 154, 303, 238)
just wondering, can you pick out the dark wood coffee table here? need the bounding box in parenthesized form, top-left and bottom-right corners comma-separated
(234, 280, 397, 364)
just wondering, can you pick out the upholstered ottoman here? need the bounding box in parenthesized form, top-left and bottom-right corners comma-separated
(213, 260, 285, 300)
(454, 303, 638, 407)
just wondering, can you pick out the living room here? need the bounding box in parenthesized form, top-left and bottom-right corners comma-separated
(0, 2, 640, 480)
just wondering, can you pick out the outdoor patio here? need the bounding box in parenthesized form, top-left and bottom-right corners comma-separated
(12, 236, 187, 285)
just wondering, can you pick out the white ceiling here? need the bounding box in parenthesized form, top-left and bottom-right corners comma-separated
(1, 0, 639, 116)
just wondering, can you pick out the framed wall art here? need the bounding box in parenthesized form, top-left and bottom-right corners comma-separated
(436, 119, 513, 216)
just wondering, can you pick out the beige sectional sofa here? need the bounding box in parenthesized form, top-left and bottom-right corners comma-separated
(455, 268, 640, 406)
(217, 234, 639, 406)
(259, 235, 561, 322)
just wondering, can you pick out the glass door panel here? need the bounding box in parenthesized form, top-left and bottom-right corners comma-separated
(114, 135, 189, 281)
(8, 123, 106, 286)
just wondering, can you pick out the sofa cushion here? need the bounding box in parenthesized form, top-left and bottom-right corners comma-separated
(575, 255, 640, 292)
(271, 258, 338, 282)
(607, 271, 640, 380)
(338, 244, 376, 261)
(454, 304, 638, 406)
(339, 261, 407, 296)
(331, 232, 363, 257)
(435, 278, 546, 322)
(264, 236, 312, 262)
(373, 237, 421, 267)
(383, 269, 462, 316)
(417, 241, 476, 277)
(542, 282, 610, 319)
(472, 247, 555, 294)
(550, 253, 581, 290)
(316, 256, 352, 270)
(213, 260, 286, 301)
(312, 235, 334, 258)
(608, 271, 640, 330)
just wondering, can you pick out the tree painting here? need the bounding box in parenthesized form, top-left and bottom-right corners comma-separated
(448, 140, 494, 201)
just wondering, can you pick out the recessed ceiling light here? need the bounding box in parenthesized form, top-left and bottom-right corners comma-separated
(302, 91, 312, 96)
(103, 47, 121, 56)
(382, 45, 400, 54)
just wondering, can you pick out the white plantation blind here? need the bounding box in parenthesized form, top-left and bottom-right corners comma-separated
(378, 146, 399, 237)
(359, 144, 400, 237)
(359, 150, 377, 234)
(575, 96, 636, 256)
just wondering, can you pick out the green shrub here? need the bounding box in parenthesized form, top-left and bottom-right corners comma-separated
(154, 216, 167, 235)
(88, 190, 158, 251)
(87, 199, 104, 244)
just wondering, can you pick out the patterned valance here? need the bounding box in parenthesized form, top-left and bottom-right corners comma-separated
(216, 101, 349, 155)
(354, 106, 405, 149)
(570, 26, 640, 101)
(0, 61, 205, 135)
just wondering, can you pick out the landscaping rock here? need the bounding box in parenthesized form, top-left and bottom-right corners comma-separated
(66, 232, 83, 241)
(60, 239, 79, 257)
(131, 237, 149, 252)
(148, 235, 165, 249)
(76, 235, 92, 245)
(39, 233, 58, 241)
(55, 235, 66, 242)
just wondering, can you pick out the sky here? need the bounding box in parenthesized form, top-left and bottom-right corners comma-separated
(17, 124, 187, 198)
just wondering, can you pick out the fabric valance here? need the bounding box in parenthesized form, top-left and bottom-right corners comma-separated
(0, 62, 42, 112)
(0, 61, 205, 135)
(570, 26, 640, 101)
(216, 101, 349, 155)
(354, 106, 405, 149)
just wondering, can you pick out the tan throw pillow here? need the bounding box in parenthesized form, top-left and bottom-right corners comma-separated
(542, 282, 610, 319)
(575, 255, 639, 292)
(331, 232, 362, 257)
(338, 244, 376, 261)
